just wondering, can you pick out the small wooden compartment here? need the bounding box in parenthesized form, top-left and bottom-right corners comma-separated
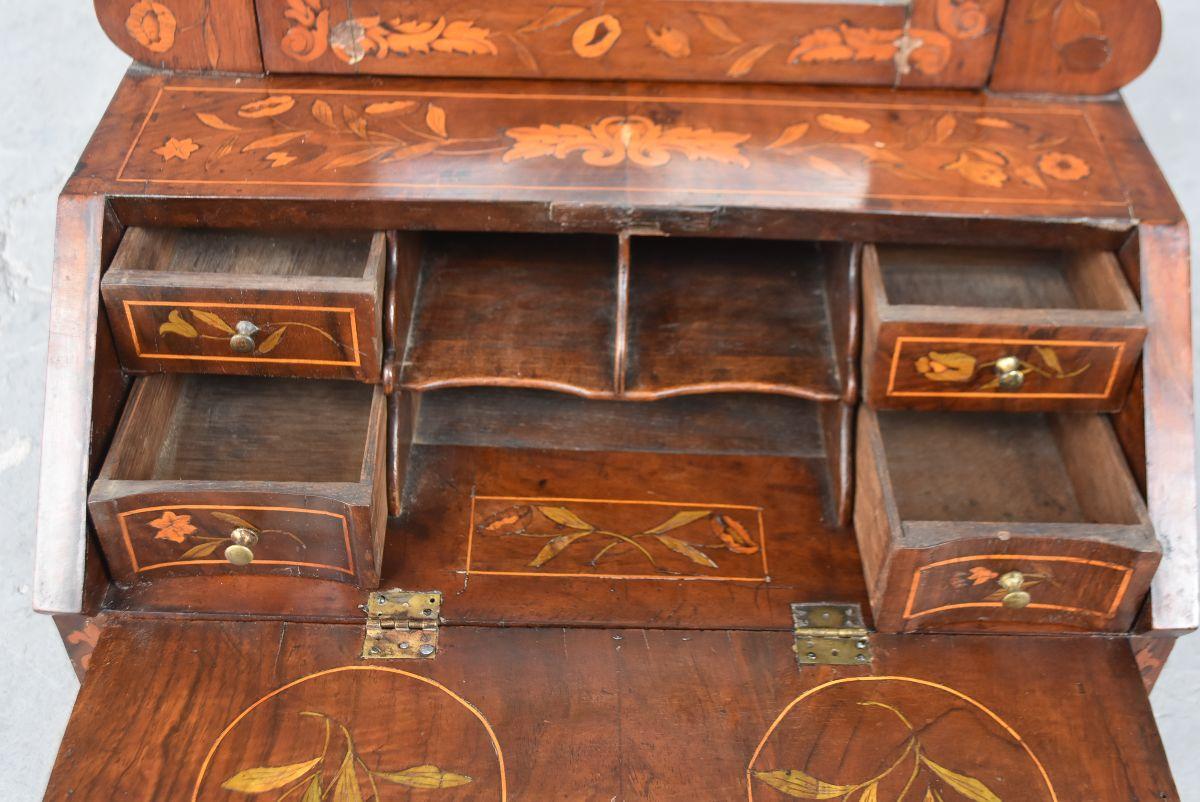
(863, 244, 1145, 411)
(88, 374, 387, 588)
(101, 228, 386, 381)
(855, 407, 1160, 633)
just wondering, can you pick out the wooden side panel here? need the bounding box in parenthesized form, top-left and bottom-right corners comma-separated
(257, 0, 1005, 87)
(44, 620, 1178, 800)
(94, 0, 263, 71)
(990, 0, 1162, 95)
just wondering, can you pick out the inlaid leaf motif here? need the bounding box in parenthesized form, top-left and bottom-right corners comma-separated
(696, 13, 743, 44)
(255, 326, 288, 355)
(817, 114, 872, 134)
(333, 750, 363, 802)
(180, 540, 224, 560)
(752, 769, 852, 799)
(518, 6, 584, 33)
(238, 96, 297, 118)
(1015, 165, 1047, 189)
(204, 15, 220, 69)
(655, 535, 718, 568)
(807, 155, 848, 178)
(312, 99, 338, 128)
(382, 141, 443, 162)
(976, 117, 1015, 129)
(211, 512, 258, 530)
(365, 100, 416, 115)
(159, 309, 198, 338)
(324, 146, 395, 169)
(933, 114, 957, 144)
(727, 43, 774, 78)
(426, 104, 448, 138)
(538, 506, 594, 530)
(221, 757, 322, 792)
(375, 764, 473, 788)
(433, 21, 499, 55)
(644, 509, 711, 534)
(343, 105, 369, 139)
(1036, 345, 1063, 374)
(190, 309, 235, 334)
(859, 784, 879, 802)
(302, 776, 322, 802)
(242, 131, 308, 152)
(920, 757, 1000, 802)
(530, 531, 594, 566)
(768, 123, 810, 150)
(196, 112, 241, 131)
(967, 146, 1007, 165)
(479, 504, 533, 533)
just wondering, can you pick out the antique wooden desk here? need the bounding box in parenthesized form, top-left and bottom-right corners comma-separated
(33, 0, 1198, 798)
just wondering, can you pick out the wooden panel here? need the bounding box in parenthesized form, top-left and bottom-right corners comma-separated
(108, 443, 866, 629)
(44, 620, 1178, 800)
(52, 613, 106, 682)
(94, 0, 262, 71)
(855, 407, 1160, 633)
(991, 0, 1162, 95)
(400, 233, 619, 397)
(863, 244, 1145, 411)
(88, 375, 386, 588)
(86, 72, 1133, 224)
(101, 228, 385, 381)
(257, 0, 1005, 87)
(625, 238, 841, 400)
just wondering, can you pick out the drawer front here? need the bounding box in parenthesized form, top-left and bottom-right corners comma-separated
(90, 496, 365, 585)
(867, 324, 1144, 411)
(902, 553, 1137, 631)
(106, 295, 380, 380)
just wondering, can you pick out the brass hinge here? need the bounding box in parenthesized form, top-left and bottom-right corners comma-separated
(362, 589, 442, 659)
(792, 603, 872, 667)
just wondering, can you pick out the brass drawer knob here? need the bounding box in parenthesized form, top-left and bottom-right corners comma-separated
(994, 356, 1025, 391)
(224, 527, 260, 566)
(998, 570, 1032, 609)
(229, 320, 260, 353)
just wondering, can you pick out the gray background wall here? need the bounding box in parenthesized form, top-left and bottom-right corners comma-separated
(1, 1, 1197, 797)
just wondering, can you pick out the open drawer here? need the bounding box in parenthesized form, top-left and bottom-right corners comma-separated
(101, 228, 386, 381)
(87, 374, 387, 588)
(863, 244, 1145, 411)
(854, 407, 1160, 633)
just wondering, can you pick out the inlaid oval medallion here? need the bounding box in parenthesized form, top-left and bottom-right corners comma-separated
(748, 676, 1056, 801)
(193, 666, 505, 800)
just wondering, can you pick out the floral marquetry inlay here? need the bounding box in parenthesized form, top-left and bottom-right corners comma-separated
(115, 84, 1127, 213)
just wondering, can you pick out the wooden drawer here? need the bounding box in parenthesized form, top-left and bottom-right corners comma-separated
(854, 407, 1160, 633)
(88, 375, 387, 588)
(101, 228, 386, 381)
(863, 244, 1145, 411)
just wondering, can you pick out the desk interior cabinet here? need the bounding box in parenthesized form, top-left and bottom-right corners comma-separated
(31, 0, 1197, 798)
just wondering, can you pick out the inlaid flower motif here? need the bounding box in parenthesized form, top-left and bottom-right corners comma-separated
(150, 511, 196, 543)
(942, 152, 1008, 187)
(153, 137, 199, 161)
(1038, 151, 1091, 181)
(951, 566, 1000, 588)
(126, 1, 177, 53)
(915, 351, 977, 382)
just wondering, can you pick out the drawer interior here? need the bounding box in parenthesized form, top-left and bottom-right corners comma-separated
(400, 233, 850, 400)
(873, 245, 1138, 312)
(101, 375, 376, 484)
(109, 228, 378, 279)
(876, 410, 1145, 527)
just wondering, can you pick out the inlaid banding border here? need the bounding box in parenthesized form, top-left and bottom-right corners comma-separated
(885, 335, 1127, 400)
(118, 504, 355, 575)
(122, 299, 363, 367)
(903, 553, 1133, 621)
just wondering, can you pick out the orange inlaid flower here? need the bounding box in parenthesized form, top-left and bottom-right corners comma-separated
(126, 1, 177, 53)
(1038, 151, 1091, 182)
(942, 153, 1008, 188)
(153, 137, 199, 161)
(915, 351, 977, 382)
(967, 566, 999, 586)
(149, 511, 196, 543)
